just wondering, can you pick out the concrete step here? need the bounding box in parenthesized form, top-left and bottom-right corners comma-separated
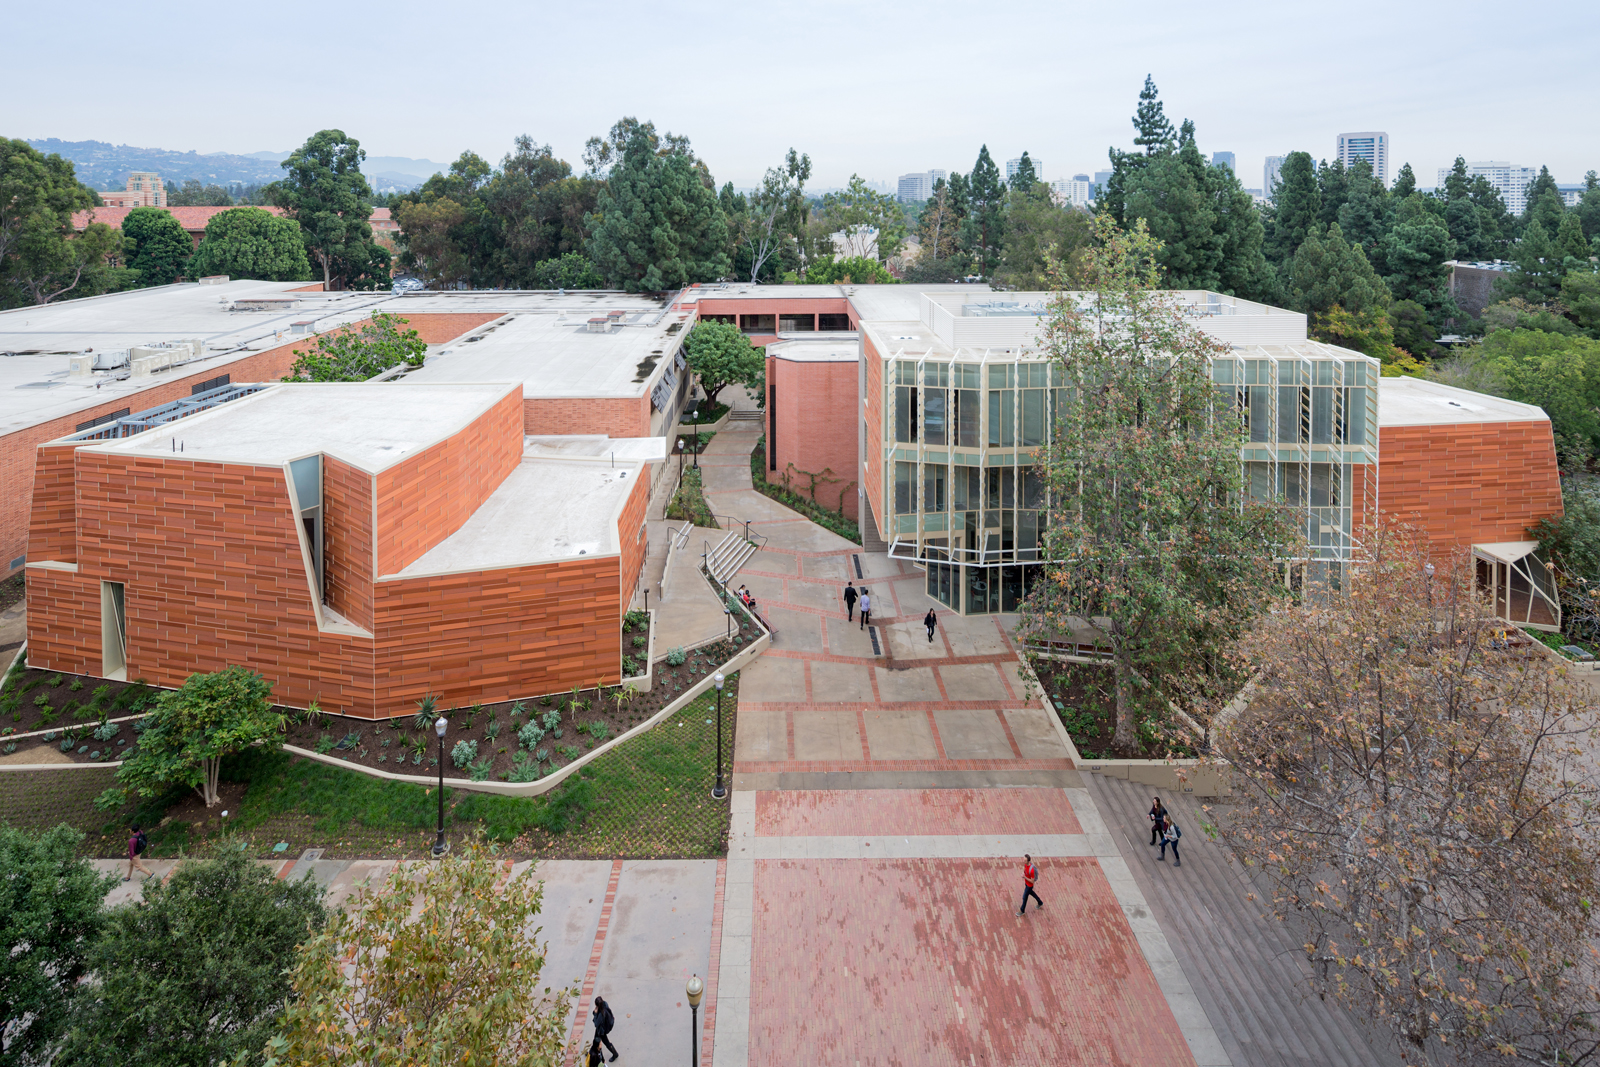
(707, 531, 757, 585)
(728, 409, 763, 422)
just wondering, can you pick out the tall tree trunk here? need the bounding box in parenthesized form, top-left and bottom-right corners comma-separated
(1112, 648, 1138, 754)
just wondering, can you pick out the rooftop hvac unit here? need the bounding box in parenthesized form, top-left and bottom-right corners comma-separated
(606, 310, 627, 322)
(587, 317, 610, 333)
(291, 321, 315, 334)
(197, 275, 229, 285)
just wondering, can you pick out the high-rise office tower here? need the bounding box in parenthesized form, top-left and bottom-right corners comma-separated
(898, 172, 932, 203)
(1264, 155, 1286, 198)
(1336, 132, 1389, 185)
(1212, 151, 1235, 172)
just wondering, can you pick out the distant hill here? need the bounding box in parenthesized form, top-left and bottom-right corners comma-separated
(25, 139, 448, 192)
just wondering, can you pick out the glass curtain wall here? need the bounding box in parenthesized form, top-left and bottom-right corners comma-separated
(886, 347, 1380, 614)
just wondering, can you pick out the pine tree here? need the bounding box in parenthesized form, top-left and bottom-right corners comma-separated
(1265, 152, 1320, 264)
(1131, 74, 1175, 154)
(963, 146, 1005, 277)
(1579, 170, 1600, 242)
(1392, 163, 1417, 200)
(1317, 159, 1350, 227)
(1287, 223, 1391, 318)
(1523, 166, 1561, 227)
(1009, 152, 1038, 192)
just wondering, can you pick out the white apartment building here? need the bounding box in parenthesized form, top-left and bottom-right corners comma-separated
(1049, 177, 1091, 209)
(1005, 157, 1043, 182)
(1435, 162, 1540, 216)
(1336, 132, 1389, 186)
(897, 169, 949, 204)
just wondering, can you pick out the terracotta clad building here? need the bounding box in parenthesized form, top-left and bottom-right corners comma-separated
(25, 381, 658, 717)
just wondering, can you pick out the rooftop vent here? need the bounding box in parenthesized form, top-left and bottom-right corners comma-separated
(587, 317, 611, 333)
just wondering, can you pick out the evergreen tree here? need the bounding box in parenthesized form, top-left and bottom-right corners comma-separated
(1498, 221, 1566, 304)
(1009, 152, 1038, 192)
(1131, 74, 1175, 153)
(1392, 163, 1418, 200)
(1579, 171, 1600, 242)
(1523, 166, 1562, 229)
(1316, 158, 1350, 227)
(962, 146, 1005, 277)
(189, 207, 313, 281)
(269, 129, 388, 290)
(1383, 196, 1456, 322)
(1470, 175, 1515, 258)
(1556, 211, 1591, 265)
(1265, 151, 1320, 264)
(1287, 223, 1391, 319)
(1335, 159, 1389, 266)
(121, 206, 193, 286)
(586, 126, 730, 291)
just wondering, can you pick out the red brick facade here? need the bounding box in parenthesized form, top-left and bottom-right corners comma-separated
(1, 311, 503, 580)
(861, 334, 886, 541)
(24, 380, 650, 718)
(1378, 420, 1564, 550)
(765, 353, 859, 519)
(524, 396, 651, 437)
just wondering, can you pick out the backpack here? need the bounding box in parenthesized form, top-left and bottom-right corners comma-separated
(1168, 823, 1181, 840)
(134, 830, 148, 855)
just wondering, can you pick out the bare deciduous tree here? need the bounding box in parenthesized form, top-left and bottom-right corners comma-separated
(1219, 524, 1600, 1065)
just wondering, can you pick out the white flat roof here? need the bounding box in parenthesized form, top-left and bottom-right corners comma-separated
(394, 455, 640, 576)
(0, 285, 685, 437)
(524, 434, 668, 462)
(78, 381, 518, 473)
(401, 297, 691, 399)
(1378, 377, 1547, 427)
(766, 338, 860, 362)
(0, 281, 397, 436)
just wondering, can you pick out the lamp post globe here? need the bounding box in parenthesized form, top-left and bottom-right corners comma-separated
(686, 974, 705, 1065)
(432, 715, 448, 857)
(711, 671, 727, 800)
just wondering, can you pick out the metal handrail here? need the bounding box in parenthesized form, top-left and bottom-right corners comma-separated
(707, 514, 769, 550)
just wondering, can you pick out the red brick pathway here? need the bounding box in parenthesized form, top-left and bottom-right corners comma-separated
(748, 857, 1196, 1067)
(755, 788, 1084, 837)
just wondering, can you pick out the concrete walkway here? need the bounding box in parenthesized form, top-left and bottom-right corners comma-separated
(672, 430, 1228, 1066)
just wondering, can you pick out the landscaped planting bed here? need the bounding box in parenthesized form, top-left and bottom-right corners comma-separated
(278, 637, 750, 784)
(1, 678, 741, 862)
(0, 669, 158, 760)
(1030, 658, 1198, 760)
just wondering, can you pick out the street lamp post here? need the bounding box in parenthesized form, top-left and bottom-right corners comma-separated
(677, 437, 685, 480)
(1424, 561, 1436, 640)
(691, 396, 700, 470)
(432, 716, 448, 857)
(711, 672, 726, 800)
(686, 975, 704, 1066)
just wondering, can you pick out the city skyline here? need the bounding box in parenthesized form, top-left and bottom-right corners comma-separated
(8, 0, 1596, 193)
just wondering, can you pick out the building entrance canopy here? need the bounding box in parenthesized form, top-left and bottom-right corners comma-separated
(1473, 541, 1561, 632)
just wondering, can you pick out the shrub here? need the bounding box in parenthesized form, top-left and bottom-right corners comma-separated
(412, 693, 438, 731)
(33, 692, 50, 708)
(485, 719, 501, 741)
(314, 734, 334, 754)
(508, 700, 527, 721)
(622, 656, 640, 676)
(92, 721, 119, 742)
(68, 679, 83, 692)
(624, 609, 649, 631)
(666, 646, 687, 667)
(2, 742, 13, 754)
(509, 752, 541, 783)
(631, 635, 647, 649)
(450, 739, 478, 768)
(541, 708, 561, 732)
(517, 721, 545, 750)
(47, 674, 63, 687)
(88, 684, 111, 707)
(468, 759, 492, 782)
(534, 747, 550, 763)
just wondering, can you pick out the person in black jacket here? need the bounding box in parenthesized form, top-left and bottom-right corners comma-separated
(843, 581, 858, 621)
(591, 995, 618, 1062)
(1148, 797, 1167, 846)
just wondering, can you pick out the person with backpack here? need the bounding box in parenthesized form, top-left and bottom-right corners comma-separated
(125, 825, 152, 882)
(1016, 854, 1044, 916)
(1148, 796, 1168, 846)
(590, 995, 618, 1062)
(1160, 817, 1182, 866)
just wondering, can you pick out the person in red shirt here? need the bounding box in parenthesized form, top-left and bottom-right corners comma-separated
(1017, 854, 1044, 916)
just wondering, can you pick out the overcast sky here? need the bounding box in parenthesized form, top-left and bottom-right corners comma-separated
(12, 0, 1599, 192)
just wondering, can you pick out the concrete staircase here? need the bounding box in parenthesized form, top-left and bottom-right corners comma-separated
(728, 408, 763, 425)
(706, 529, 758, 585)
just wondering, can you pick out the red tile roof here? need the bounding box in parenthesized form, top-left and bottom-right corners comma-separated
(71, 205, 288, 233)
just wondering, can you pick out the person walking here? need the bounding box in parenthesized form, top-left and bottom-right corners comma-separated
(924, 608, 938, 643)
(1159, 817, 1182, 866)
(1017, 854, 1044, 915)
(843, 581, 858, 622)
(1148, 796, 1167, 847)
(591, 995, 618, 1062)
(859, 590, 872, 630)
(125, 825, 152, 882)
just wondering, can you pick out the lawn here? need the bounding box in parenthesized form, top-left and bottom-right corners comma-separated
(0, 678, 740, 862)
